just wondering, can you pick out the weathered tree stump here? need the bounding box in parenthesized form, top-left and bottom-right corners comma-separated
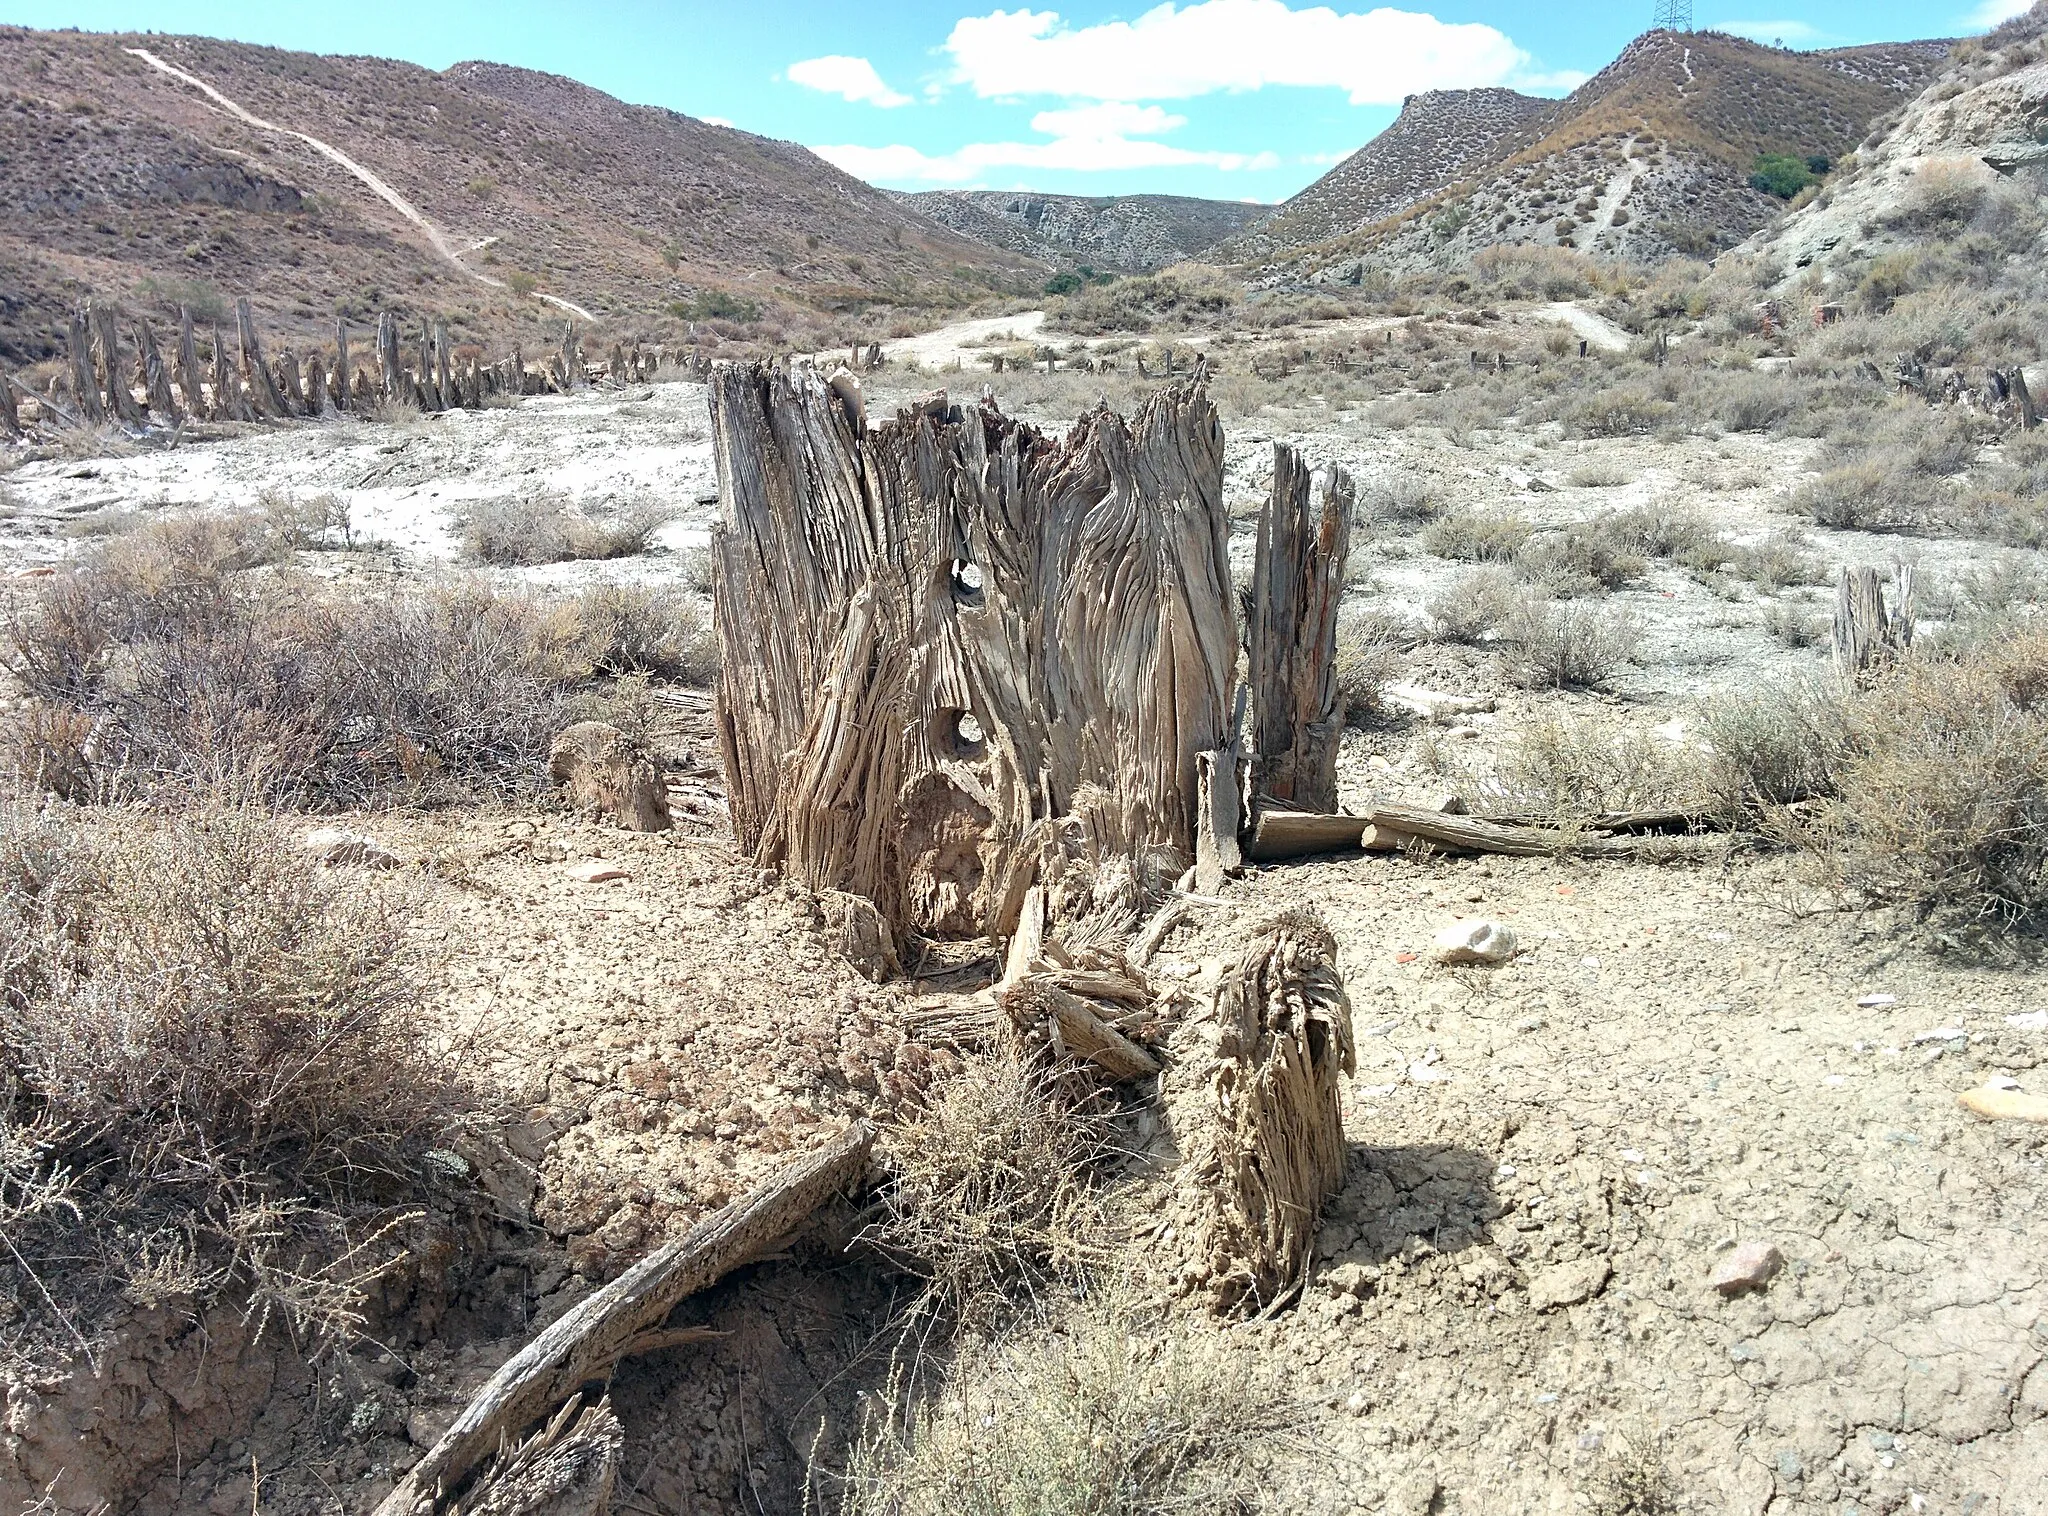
(236, 298, 287, 417)
(1247, 444, 1353, 814)
(708, 362, 1236, 940)
(134, 319, 178, 418)
(1159, 909, 1354, 1315)
(1833, 564, 1914, 680)
(175, 306, 206, 418)
(66, 312, 104, 425)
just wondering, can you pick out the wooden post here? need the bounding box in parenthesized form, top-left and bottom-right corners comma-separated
(236, 299, 286, 417)
(275, 350, 307, 415)
(0, 368, 19, 437)
(67, 311, 105, 425)
(2014, 366, 2040, 431)
(212, 325, 253, 421)
(562, 322, 580, 390)
(376, 312, 401, 400)
(709, 364, 1236, 940)
(88, 301, 144, 425)
(434, 317, 454, 407)
(416, 320, 440, 410)
(1160, 909, 1354, 1315)
(332, 319, 351, 412)
(134, 319, 179, 419)
(305, 352, 331, 415)
(1832, 564, 1915, 680)
(1247, 444, 1353, 815)
(175, 307, 205, 418)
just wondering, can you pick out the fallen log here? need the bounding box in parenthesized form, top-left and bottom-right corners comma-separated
(1362, 803, 1709, 860)
(1246, 808, 1368, 861)
(1378, 683, 1495, 722)
(372, 1122, 872, 1516)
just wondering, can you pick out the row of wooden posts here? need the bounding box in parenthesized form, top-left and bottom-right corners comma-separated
(0, 298, 709, 438)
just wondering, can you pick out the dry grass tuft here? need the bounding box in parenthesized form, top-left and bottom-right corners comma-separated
(863, 1055, 1127, 1316)
(1499, 595, 1642, 688)
(457, 492, 674, 566)
(1498, 713, 1710, 818)
(829, 1295, 1301, 1516)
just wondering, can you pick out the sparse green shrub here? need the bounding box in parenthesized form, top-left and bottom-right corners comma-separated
(1499, 594, 1642, 688)
(1561, 387, 1674, 438)
(1699, 676, 1853, 812)
(1423, 511, 1533, 564)
(1567, 461, 1632, 488)
(1517, 520, 1646, 596)
(1051, 265, 1240, 335)
(1427, 567, 1521, 643)
(1361, 474, 1449, 528)
(1791, 463, 1947, 531)
(1761, 598, 1826, 648)
(1749, 153, 1820, 199)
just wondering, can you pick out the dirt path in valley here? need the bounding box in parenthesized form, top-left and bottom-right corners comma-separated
(123, 47, 597, 322)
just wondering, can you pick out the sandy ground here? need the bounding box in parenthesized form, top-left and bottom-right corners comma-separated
(6, 323, 2048, 1514)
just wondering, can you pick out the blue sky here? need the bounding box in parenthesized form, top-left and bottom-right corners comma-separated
(12, 0, 2029, 202)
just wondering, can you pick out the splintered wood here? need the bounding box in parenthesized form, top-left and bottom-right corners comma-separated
(709, 363, 1237, 939)
(1247, 445, 1353, 814)
(1161, 911, 1355, 1315)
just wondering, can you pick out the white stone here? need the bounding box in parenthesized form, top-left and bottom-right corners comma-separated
(1432, 918, 1517, 965)
(567, 858, 628, 884)
(302, 827, 399, 869)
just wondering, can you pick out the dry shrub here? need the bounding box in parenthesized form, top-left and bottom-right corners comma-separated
(1500, 596, 1642, 688)
(864, 1055, 1125, 1314)
(1698, 675, 1854, 813)
(1517, 520, 1646, 596)
(832, 1297, 1298, 1516)
(1427, 566, 1521, 643)
(1792, 462, 1947, 531)
(1818, 634, 2048, 929)
(0, 805, 447, 1359)
(1422, 510, 1533, 564)
(1567, 461, 1633, 488)
(569, 582, 720, 685)
(3, 527, 606, 803)
(1360, 474, 1448, 528)
(1724, 531, 1826, 589)
(1333, 610, 1404, 725)
(259, 488, 363, 552)
(1050, 265, 1241, 335)
(1560, 386, 1673, 438)
(1761, 598, 1827, 648)
(1498, 713, 1710, 817)
(458, 492, 674, 565)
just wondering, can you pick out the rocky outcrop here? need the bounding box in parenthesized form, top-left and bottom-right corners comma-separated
(900, 189, 1261, 272)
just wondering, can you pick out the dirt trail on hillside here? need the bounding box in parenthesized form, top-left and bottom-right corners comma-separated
(123, 46, 596, 322)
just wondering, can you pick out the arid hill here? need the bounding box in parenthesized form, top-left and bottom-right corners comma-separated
(0, 27, 1039, 363)
(1239, 28, 1951, 279)
(898, 188, 1263, 273)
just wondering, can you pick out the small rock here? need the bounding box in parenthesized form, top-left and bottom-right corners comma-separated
(1326, 1261, 1379, 1298)
(302, 827, 400, 869)
(1528, 1256, 1610, 1311)
(1432, 918, 1517, 965)
(1959, 1085, 2048, 1123)
(1857, 993, 1898, 1008)
(2005, 1010, 2048, 1032)
(548, 721, 671, 832)
(422, 1147, 471, 1180)
(1710, 1241, 1785, 1296)
(529, 838, 569, 863)
(567, 858, 628, 884)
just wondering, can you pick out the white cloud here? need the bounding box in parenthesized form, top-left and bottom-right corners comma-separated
(1966, 0, 2035, 26)
(1711, 18, 1826, 44)
(813, 83, 1280, 184)
(942, 1, 1531, 106)
(787, 55, 913, 108)
(813, 135, 1280, 184)
(1512, 67, 1590, 92)
(1028, 101, 1188, 137)
(702, 115, 736, 128)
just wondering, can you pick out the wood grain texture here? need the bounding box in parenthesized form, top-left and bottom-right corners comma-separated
(709, 362, 1235, 938)
(1247, 444, 1353, 814)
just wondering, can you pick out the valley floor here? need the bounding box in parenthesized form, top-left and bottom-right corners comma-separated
(3, 321, 2045, 1515)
